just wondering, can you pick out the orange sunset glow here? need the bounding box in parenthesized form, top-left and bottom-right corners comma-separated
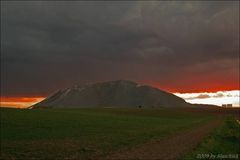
(142, 76, 239, 93)
(152, 84, 238, 94)
(0, 97, 45, 108)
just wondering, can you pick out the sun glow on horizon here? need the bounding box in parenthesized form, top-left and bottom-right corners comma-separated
(0, 97, 45, 108)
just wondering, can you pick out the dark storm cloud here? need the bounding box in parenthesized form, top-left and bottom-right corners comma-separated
(1, 1, 239, 96)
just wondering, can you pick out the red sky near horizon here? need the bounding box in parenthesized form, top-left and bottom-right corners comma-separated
(143, 81, 239, 93)
(0, 97, 45, 108)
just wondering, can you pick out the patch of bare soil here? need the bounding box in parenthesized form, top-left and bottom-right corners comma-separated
(103, 118, 222, 160)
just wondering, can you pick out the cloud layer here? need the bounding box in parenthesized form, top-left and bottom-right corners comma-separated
(1, 1, 239, 96)
(175, 90, 240, 107)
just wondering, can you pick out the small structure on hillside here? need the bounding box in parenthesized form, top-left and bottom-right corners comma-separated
(222, 104, 233, 108)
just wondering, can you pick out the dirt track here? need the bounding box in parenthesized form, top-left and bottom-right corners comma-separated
(103, 118, 222, 160)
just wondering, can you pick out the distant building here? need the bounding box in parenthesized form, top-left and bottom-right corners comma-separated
(222, 104, 232, 108)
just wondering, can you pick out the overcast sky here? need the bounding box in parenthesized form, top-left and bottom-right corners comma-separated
(1, 1, 239, 97)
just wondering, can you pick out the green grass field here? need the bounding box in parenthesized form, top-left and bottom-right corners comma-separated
(0, 107, 218, 159)
(184, 117, 240, 160)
